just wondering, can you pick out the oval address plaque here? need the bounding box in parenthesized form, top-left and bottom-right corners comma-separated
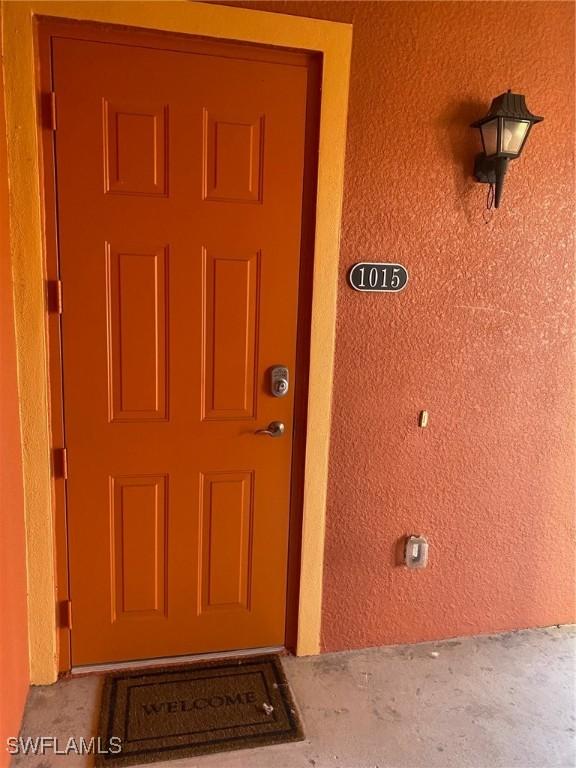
(348, 262, 409, 293)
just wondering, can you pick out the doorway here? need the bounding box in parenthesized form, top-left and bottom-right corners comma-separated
(40, 19, 320, 667)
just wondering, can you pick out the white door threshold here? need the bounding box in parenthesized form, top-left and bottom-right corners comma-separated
(70, 645, 285, 676)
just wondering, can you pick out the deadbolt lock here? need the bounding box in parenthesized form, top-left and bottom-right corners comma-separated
(270, 366, 289, 398)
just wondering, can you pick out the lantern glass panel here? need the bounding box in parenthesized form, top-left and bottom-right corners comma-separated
(502, 119, 530, 155)
(480, 119, 498, 156)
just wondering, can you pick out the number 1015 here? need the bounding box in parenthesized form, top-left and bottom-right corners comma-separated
(349, 263, 408, 292)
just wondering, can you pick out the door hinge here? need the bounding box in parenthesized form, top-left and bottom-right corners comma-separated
(47, 91, 57, 131)
(58, 599, 72, 629)
(47, 279, 63, 314)
(54, 447, 68, 479)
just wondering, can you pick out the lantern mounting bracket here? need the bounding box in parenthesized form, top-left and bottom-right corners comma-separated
(473, 153, 497, 185)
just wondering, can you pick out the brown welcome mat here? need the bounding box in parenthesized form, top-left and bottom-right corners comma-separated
(95, 655, 304, 766)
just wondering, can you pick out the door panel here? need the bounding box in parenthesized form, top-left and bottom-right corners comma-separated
(112, 475, 168, 618)
(202, 250, 260, 419)
(51, 31, 311, 665)
(106, 245, 169, 421)
(203, 111, 264, 203)
(200, 471, 254, 612)
(104, 101, 168, 196)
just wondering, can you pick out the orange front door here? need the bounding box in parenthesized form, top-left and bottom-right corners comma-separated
(49, 25, 313, 665)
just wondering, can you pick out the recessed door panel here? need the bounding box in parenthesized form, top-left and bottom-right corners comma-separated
(51, 27, 311, 664)
(111, 475, 167, 619)
(104, 101, 168, 195)
(203, 110, 264, 203)
(106, 245, 168, 422)
(202, 250, 259, 420)
(200, 471, 254, 613)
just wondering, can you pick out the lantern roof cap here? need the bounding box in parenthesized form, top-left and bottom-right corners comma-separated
(471, 90, 543, 127)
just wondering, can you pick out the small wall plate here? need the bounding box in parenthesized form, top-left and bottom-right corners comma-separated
(405, 535, 428, 569)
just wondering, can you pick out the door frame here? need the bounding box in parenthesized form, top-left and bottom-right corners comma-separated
(39, 17, 322, 672)
(2, 0, 352, 684)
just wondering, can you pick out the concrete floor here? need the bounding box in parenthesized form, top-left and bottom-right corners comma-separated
(12, 626, 576, 768)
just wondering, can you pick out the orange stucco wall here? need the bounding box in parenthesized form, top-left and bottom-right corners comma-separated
(0, 0, 573, 701)
(225, 0, 576, 650)
(0, 6, 29, 757)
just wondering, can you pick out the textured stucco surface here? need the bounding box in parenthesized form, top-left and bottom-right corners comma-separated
(222, 1, 576, 650)
(0, 4, 30, 761)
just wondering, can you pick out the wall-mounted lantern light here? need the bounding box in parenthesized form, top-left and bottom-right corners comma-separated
(471, 90, 543, 208)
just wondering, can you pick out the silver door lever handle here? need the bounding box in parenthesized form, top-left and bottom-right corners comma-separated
(255, 421, 285, 437)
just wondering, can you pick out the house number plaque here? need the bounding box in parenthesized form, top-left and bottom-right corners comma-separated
(348, 262, 409, 293)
